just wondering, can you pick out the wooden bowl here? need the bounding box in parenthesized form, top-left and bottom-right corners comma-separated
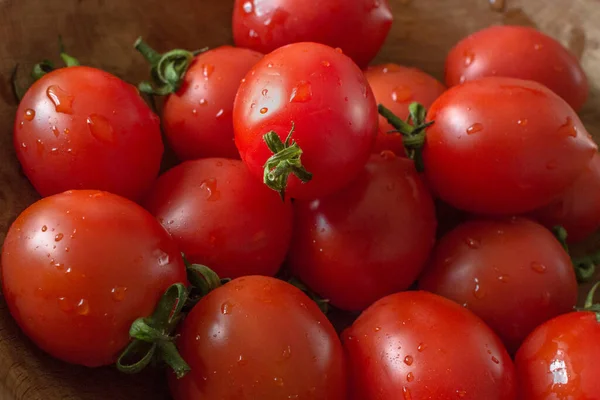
(1, 0, 599, 398)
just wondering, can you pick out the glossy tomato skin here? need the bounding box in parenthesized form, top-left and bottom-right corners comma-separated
(531, 153, 600, 243)
(515, 311, 600, 399)
(169, 276, 347, 400)
(232, 0, 392, 69)
(423, 77, 597, 215)
(418, 218, 578, 354)
(365, 64, 446, 155)
(14, 66, 163, 202)
(289, 152, 436, 311)
(343, 291, 516, 400)
(0, 190, 187, 367)
(162, 46, 263, 160)
(143, 158, 293, 279)
(445, 25, 588, 111)
(234, 42, 378, 200)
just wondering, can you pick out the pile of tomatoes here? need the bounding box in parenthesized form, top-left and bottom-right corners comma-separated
(3, 0, 600, 399)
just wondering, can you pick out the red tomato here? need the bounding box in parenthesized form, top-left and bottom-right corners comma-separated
(343, 291, 516, 400)
(161, 46, 263, 160)
(288, 152, 436, 311)
(14, 66, 163, 202)
(418, 218, 578, 354)
(143, 158, 293, 279)
(0, 190, 186, 367)
(530, 153, 600, 243)
(232, 0, 393, 69)
(365, 64, 446, 155)
(234, 42, 378, 200)
(169, 276, 347, 400)
(515, 311, 600, 399)
(445, 25, 588, 111)
(422, 77, 597, 215)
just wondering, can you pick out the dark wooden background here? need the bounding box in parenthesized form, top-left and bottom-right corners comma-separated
(0, 0, 599, 398)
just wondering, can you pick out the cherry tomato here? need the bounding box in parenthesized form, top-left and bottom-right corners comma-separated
(161, 46, 263, 160)
(234, 42, 378, 200)
(343, 291, 516, 400)
(365, 63, 446, 155)
(169, 276, 347, 400)
(418, 218, 578, 354)
(530, 153, 600, 243)
(14, 66, 163, 202)
(232, 0, 393, 69)
(422, 77, 597, 215)
(445, 26, 588, 111)
(0, 190, 187, 367)
(288, 152, 436, 311)
(143, 158, 293, 279)
(515, 310, 600, 399)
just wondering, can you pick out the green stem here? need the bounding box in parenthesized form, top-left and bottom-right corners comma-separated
(572, 249, 599, 283)
(552, 226, 570, 253)
(182, 254, 230, 309)
(158, 341, 191, 379)
(134, 37, 162, 65)
(580, 281, 600, 323)
(11, 64, 25, 103)
(31, 60, 55, 81)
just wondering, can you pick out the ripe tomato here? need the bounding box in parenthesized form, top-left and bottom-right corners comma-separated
(530, 153, 600, 243)
(0, 190, 187, 367)
(418, 218, 578, 354)
(288, 152, 436, 311)
(515, 310, 600, 399)
(14, 66, 163, 202)
(232, 0, 393, 69)
(169, 276, 347, 400)
(343, 291, 516, 400)
(143, 158, 293, 279)
(234, 42, 378, 200)
(422, 77, 597, 215)
(365, 64, 446, 155)
(160, 46, 263, 160)
(445, 26, 588, 111)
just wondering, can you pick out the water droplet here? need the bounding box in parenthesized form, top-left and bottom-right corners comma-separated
(391, 86, 413, 103)
(249, 29, 259, 38)
(467, 123, 483, 135)
(459, 75, 467, 84)
(237, 354, 249, 366)
(406, 372, 414, 382)
(473, 278, 485, 299)
(517, 119, 529, 127)
(200, 178, 221, 201)
(49, 126, 60, 137)
(64, 247, 70, 252)
(216, 109, 225, 118)
(63, 128, 70, 135)
(192, 109, 198, 115)
(321, 60, 331, 67)
(374, 326, 381, 332)
(36, 139, 45, 154)
(534, 43, 543, 51)
(289, 81, 313, 103)
(202, 64, 215, 78)
(242, 1, 253, 13)
(417, 343, 426, 352)
(111, 286, 127, 302)
(465, 237, 480, 249)
(489, 0, 506, 11)
(24, 109, 35, 121)
(221, 301, 234, 315)
(20, 142, 27, 151)
(281, 345, 292, 359)
(274, 377, 285, 387)
(50, 147, 59, 155)
(199, 98, 208, 106)
(498, 275, 509, 283)
(70, 229, 77, 239)
(58, 297, 74, 313)
(55, 233, 64, 242)
(262, 89, 268, 96)
(54, 262, 65, 270)
(46, 85, 74, 114)
(76, 299, 90, 316)
(87, 114, 115, 143)
(41, 225, 48, 232)
(531, 262, 547, 273)
(403, 386, 412, 400)
(260, 107, 269, 114)
(491, 356, 500, 364)
(380, 150, 396, 160)
(456, 390, 467, 398)
(464, 51, 475, 67)
(404, 355, 414, 366)
(335, 47, 343, 54)
(558, 117, 577, 138)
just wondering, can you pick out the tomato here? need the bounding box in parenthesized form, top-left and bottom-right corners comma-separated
(169, 275, 347, 400)
(234, 42, 378, 200)
(0, 190, 187, 367)
(515, 311, 600, 399)
(160, 46, 263, 160)
(14, 66, 163, 202)
(288, 152, 436, 311)
(143, 158, 293, 279)
(232, 0, 393, 69)
(365, 64, 446, 155)
(422, 77, 597, 215)
(530, 153, 600, 243)
(343, 291, 516, 400)
(445, 25, 588, 111)
(418, 218, 578, 354)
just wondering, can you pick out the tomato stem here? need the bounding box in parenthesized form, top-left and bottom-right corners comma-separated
(577, 281, 600, 323)
(31, 60, 55, 81)
(183, 254, 230, 308)
(263, 124, 313, 200)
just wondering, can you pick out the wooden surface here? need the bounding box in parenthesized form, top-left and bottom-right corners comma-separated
(0, 0, 599, 398)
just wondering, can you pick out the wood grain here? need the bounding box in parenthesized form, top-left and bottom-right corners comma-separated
(0, 0, 599, 398)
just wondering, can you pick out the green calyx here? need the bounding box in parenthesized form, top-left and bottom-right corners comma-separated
(552, 226, 596, 283)
(578, 281, 600, 323)
(378, 102, 434, 172)
(263, 124, 313, 200)
(134, 37, 207, 96)
(183, 254, 230, 309)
